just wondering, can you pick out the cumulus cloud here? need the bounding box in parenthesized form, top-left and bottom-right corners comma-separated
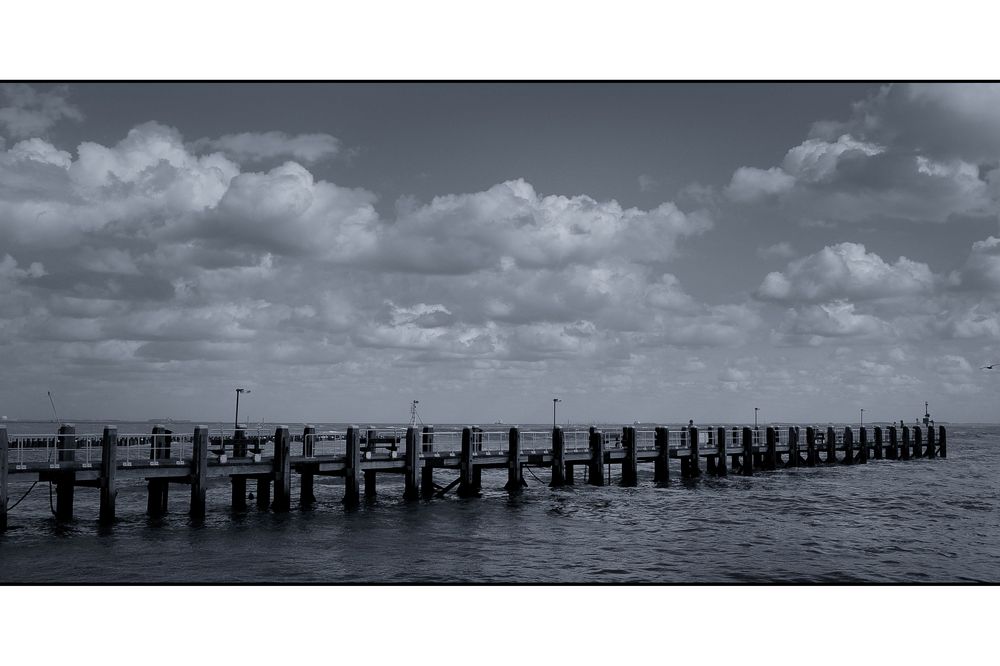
(725, 166, 794, 202)
(193, 131, 342, 164)
(757, 242, 936, 303)
(773, 300, 894, 346)
(757, 242, 796, 260)
(950, 236, 1000, 290)
(0, 84, 83, 138)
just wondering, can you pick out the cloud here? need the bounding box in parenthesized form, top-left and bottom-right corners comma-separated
(0, 84, 83, 139)
(757, 242, 796, 260)
(757, 242, 935, 303)
(772, 300, 894, 346)
(949, 236, 1000, 290)
(725, 166, 794, 202)
(193, 131, 342, 164)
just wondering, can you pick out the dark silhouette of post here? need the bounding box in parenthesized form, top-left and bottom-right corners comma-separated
(654, 427, 669, 482)
(550, 426, 566, 486)
(887, 426, 898, 459)
(504, 427, 524, 491)
(300, 425, 316, 505)
(588, 426, 605, 486)
(764, 427, 777, 471)
(873, 426, 883, 460)
(825, 426, 837, 463)
(457, 427, 478, 497)
(913, 426, 923, 458)
(99, 426, 117, 524)
(273, 426, 291, 512)
(404, 426, 420, 499)
(686, 426, 701, 478)
(0, 426, 7, 531)
(858, 427, 868, 464)
(842, 427, 854, 465)
(231, 426, 247, 511)
(56, 423, 76, 521)
(805, 426, 817, 466)
(622, 426, 638, 485)
(741, 426, 753, 476)
(926, 426, 936, 459)
(190, 425, 208, 519)
(716, 427, 728, 476)
(938, 425, 947, 458)
(787, 427, 799, 468)
(901, 426, 911, 460)
(343, 425, 360, 508)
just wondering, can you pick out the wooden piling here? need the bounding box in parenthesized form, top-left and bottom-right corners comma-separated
(56, 423, 76, 521)
(190, 426, 208, 519)
(404, 426, 421, 499)
(787, 427, 799, 468)
(887, 426, 898, 459)
(926, 426, 936, 459)
(231, 426, 247, 511)
(939, 425, 947, 458)
(716, 427, 728, 476)
(300, 425, 316, 505)
(550, 426, 566, 487)
(858, 427, 868, 464)
(901, 426, 911, 460)
(805, 427, 816, 466)
(273, 426, 291, 512)
(1, 426, 7, 531)
(706, 428, 717, 475)
(913, 426, 923, 459)
(741, 427, 754, 476)
(873, 426, 884, 460)
(679, 427, 689, 477)
(457, 427, 478, 497)
(343, 426, 361, 507)
(622, 426, 638, 485)
(653, 427, 669, 482)
(687, 426, 701, 478)
(825, 427, 837, 463)
(764, 427, 777, 471)
(99, 426, 117, 524)
(589, 426, 605, 486)
(842, 427, 854, 465)
(503, 427, 523, 491)
(420, 426, 435, 498)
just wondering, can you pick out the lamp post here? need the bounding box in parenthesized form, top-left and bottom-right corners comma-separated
(234, 388, 251, 429)
(553, 398, 562, 429)
(860, 408, 864, 428)
(754, 407, 759, 430)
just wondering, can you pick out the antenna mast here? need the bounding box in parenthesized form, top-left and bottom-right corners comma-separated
(409, 400, 422, 427)
(47, 391, 59, 423)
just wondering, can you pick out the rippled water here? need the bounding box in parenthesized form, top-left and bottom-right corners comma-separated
(2, 423, 998, 583)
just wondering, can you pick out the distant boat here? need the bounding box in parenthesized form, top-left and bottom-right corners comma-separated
(494, 419, 504, 424)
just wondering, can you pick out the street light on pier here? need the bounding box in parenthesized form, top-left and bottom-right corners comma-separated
(754, 407, 759, 430)
(553, 398, 562, 430)
(234, 388, 251, 429)
(860, 408, 864, 428)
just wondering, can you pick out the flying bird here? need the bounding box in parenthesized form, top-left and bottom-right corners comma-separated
(982, 363, 999, 370)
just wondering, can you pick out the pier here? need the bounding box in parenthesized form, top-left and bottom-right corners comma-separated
(0, 422, 947, 529)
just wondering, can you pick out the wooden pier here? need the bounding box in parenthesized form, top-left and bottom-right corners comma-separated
(0, 422, 947, 529)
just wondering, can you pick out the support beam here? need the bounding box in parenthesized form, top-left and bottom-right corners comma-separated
(939, 426, 947, 458)
(503, 427, 524, 491)
(300, 425, 316, 506)
(805, 427, 817, 467)
(716, 427, 728, 476)
(913, 426, 923, 459)
(654, 427, 669, 482)
(273, 426, 291, 512)
(741, 427, 754, 476)
(843, 427, 854, 465)
(0, 426, 7, 532)
(764, 427, 777, 471)
(858, 427, 868, 464)
(231, 426, 247, 511)
(99, 426, 117, 524)
(457, 427, 478, 498)
(588, 426, 605, 486)
(926, 426, 936, 459)
(550, 426, 566, 487)
(687, 426, 701, 479)
(901, 426, 911, 460)
(873, 426, 884, 460)
(622, 426, 638, 486)
(887, 426, 899, 460)
(404, 426, 420, 500)
(787, 427, 799, 468)
(190, 425, 208, 519)
(420, 426, 435, 498)
(825, 427, 837, 464)
(344, 425, 360, 508)
(56, 423, 76, 521)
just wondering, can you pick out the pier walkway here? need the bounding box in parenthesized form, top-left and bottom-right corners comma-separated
(0, 422, 947, 529)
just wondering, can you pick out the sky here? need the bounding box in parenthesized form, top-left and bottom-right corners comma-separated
(2, 82, 1000, 425)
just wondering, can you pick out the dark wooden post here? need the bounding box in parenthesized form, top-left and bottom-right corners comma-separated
(926, 426, 936, 459)
(190, 425, 208, 519)
(687, 426, 701, 478)
(273, 426, 291, 512)
(0, 426, 7, 532)
(764, 426, 777, 471)
(550, 426, 566, 487)
(887, 426, 898, 459)
(787, 427, 799, 468)
(363, 428, 377, 498)
(939, 426, 947, 458)
(457, 427, 477, 497)
(621, 426, 638, 486)
(56, 423, 76, 521)
(588, 426, 605, 486)
(231, 426, 247, 511)
(901, 426, 911, 460)
(805, 427, 817, 466)
(873, 426, 884, 460)
(653, 427, 669, 482)
(344, 425, 360, 508)
(300, 425, 316, 505)
(705, 428, 717, 475)
(858, 427, 868, 464)
(741, 426, 754, 476)
(913, 426, 923, 458)
(504, 427, 523, 491)
(420, 426, 435, 498)
(825, 427, 837, 463)
(716, 427, 728, 476)
(99, 426, 117, 524)
(842, 427, 854, 465)
(404, 427, 420, 500)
